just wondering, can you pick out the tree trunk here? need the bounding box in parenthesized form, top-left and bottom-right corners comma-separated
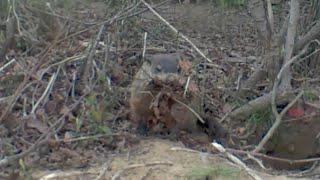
(279, 0, 300, 90)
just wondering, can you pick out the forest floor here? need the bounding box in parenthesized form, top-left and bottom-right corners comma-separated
(1, 1, 319, 180)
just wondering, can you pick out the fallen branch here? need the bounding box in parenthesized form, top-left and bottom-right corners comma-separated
(253, 40, 320, 153)
(230, 0, 310, 119)
(39, 171, 95, 180)
(253, 91, 303, 153)
(227, 148, 320, 165)
(212, 142, 262, 180)
(171, 147, 217, 156)
(228, 92, 290, 121)
(294, 21, 320, 52)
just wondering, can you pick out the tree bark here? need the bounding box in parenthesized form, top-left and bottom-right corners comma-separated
(248, 0, 271, 48)
(279, 0, 300, 90)
(294, 21, 320, 52)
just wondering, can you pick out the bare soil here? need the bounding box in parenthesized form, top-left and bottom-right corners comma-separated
(33, 139, 301, 180)
(1, 1, 320, 180)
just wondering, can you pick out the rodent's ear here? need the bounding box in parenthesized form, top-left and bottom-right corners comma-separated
(144, 54, 152, 60)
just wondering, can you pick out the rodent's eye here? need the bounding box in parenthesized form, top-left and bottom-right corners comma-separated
(177, 67, 181, 73)
(156, 65, 162, 71)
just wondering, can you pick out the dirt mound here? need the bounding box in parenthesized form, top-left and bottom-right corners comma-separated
(33, 139, 297, 180)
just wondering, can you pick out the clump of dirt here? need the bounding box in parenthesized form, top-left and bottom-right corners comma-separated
(33, 139, 294, 180)
(264, 104, 320, 170)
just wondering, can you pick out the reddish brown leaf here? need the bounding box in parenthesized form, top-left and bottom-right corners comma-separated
(26, 116, 49, 133)
(287, 107, 304, 118)
(236, 127, 246, 136)
(179, 59, 192, 74)
(188, 82, 199, 93)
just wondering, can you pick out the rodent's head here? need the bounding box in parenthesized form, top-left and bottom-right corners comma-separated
(146, 53, 181, 75)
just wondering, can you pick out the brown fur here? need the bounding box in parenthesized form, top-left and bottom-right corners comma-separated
(129, 53, 201, 135)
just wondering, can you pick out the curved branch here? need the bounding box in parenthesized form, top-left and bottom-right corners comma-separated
(253, 40, 320, 153)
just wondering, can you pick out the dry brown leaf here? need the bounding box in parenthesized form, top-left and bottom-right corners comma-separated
(188, 82, 199, 93)
(153, 106, 161, 119)
(179, 59, 192, 74)
(44, 100, 57, 116)
(222, 104, 232, 113)
(178, 78, 186, 85)
(236, 127, 246, 136)
(60, 105, 70, 115)
(26, 116, 49, 133)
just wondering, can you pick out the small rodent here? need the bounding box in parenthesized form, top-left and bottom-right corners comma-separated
(129, 53, 180, 122)
(129, 53, 200, 135)
(170, 102, 200, 133)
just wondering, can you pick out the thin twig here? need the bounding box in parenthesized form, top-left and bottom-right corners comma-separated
(252, 91, 304, 153)
(171, 97, 205, 124)
(81, 24, 106, 91)
(288, 161, 319, 177)
(37, 0, 164, 70)
(111, 161, 173, 180)
(227, 148, 320, 164)
(41, 54, 86, 76)
(183, 76, 191, 98)
(141, 0, 217, 66)
(95, 159, 113, 180)
(142, 32, 147, 60)
(212, 142, 262, 180)
(39, 171, 95, 180)
(57, 133, 117, 143)
(0, 26, 67, 123)
(253, 41, 320, 153)
(170, 147, 221, 159)
(0, 95, 85, 167)
(171, 147, 206, 154)
(246, 153, 267, 170)
(30, 71, 58, 114)
(0, 58, 16, 72)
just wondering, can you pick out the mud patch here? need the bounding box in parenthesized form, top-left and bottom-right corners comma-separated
(265, 114, 320, 170)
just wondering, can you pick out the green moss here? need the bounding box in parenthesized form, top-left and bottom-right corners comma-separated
(187, 166, 240, 180)
(19, 159, 33, 180)
(304, 90, 318, 102)
(247, 108, 272, 126)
